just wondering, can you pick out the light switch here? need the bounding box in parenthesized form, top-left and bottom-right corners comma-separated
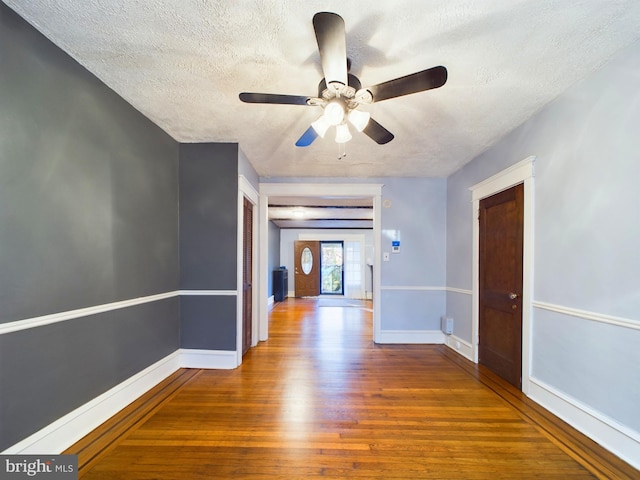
(383, 252, 390, 261)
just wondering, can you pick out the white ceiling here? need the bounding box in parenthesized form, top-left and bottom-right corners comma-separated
(5, 1, 640, 180)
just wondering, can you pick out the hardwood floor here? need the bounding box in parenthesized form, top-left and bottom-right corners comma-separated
(66, 298, 638, 479)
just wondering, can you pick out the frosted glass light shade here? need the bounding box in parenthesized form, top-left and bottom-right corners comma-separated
(348, 109, 370, 132)
(324, 101, 345, 126)
(311, 115, 331, 137)
(335, 123, 352, 143)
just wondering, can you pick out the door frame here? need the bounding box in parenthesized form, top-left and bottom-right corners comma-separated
(237, 175, 259, 367)
(259, 183, 383, 343)
(320, 240, 344, 295)
(470, 156, 535, 394)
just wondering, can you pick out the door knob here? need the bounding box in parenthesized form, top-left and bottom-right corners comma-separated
(509, 292, 519, 300)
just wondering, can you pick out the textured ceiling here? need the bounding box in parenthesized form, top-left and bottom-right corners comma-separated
(4, 1, 640, 178)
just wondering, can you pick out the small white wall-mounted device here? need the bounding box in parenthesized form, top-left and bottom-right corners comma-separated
(441, 316, 454, 335)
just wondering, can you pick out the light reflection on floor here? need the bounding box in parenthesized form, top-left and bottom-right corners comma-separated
(279, 301, 369, 439)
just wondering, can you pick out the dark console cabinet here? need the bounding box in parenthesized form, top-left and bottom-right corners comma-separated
(273, 269, 288, 302)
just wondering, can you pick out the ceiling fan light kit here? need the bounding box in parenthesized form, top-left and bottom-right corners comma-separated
(348, 109, 371, 132)
(310, 115, 331, 138)
(323, 100, 346, 126)
(239, 11, 447, 148)
(335, 123, 352, 144)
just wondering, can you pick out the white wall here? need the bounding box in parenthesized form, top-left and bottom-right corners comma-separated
(446, 40, 640, 467)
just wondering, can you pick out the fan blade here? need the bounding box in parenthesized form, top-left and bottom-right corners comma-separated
(363, 118, 394, 144)
(313, 12, 348, 91)
(295, 126, 319, 147)
(239, 92, 311, 105)
(364, 66, 447, 103)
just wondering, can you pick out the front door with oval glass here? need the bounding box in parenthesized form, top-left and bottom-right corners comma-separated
(294, 240, 320, 297)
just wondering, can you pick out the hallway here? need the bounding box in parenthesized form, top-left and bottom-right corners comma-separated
(70, 298, 636, 479)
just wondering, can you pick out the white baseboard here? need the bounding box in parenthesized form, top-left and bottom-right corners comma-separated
(3, 351, 181, 455)
(444, 334, 474, 361)
(267, 295, 275, 309)
(377, 330, 445, 344)
(2, 348, 239, 455)
(179, 349, 238, 369)
(529, 377, 640, 470)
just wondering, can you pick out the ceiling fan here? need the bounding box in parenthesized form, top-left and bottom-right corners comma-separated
(239, 12, 447, 147)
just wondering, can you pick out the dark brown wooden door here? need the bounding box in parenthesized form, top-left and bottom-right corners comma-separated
(242, 197, 253, 356)
(294, 240, 320, 297)
(479, 183, 524, 388)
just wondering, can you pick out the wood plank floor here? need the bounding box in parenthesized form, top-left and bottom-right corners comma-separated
(67, 298, 638, 479)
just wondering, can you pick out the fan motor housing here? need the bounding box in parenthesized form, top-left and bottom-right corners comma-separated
(317, 73, 362, 98)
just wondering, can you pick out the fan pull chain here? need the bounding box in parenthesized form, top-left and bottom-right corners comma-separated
(337, 142, 347, 160)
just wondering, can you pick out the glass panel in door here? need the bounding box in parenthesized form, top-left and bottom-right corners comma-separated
(320, 241, 344, 295)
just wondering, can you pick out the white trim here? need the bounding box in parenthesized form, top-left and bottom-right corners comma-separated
(258, 188, 270, 342)
(258, 182, 384, 343)
(0, 290, 239, 335)
(298, 233, 366, 241)
(2, 351, 181, 454)
(470, 156, 535, 394)
(260, 183, 384, 198)
(180, 349, 238, 370)
(238, 177, 260, 367)
(239, 175, 259, 204)
(533, 301, 640, 331)
(1, 347, 241, 455)
(377, 330, 445, 344)
(446, 287, 473, 295)
(380, 286, 446, 291)
(372, 191, 382, 343)
(378, 286, 472, 294)
(470, 156, 537, 201)
(179, 290, 237, 296)
(444, 334, 474, 361)
(0, 292, 179, 335)
(529, 378, 640, 470)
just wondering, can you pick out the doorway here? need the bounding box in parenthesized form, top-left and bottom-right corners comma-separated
(259, 183, 383, 343)
(242, 197, 253, 356)
(470, 156, 535, 393)
(320, 241, 344, 295)
(478, 183, 523, 388)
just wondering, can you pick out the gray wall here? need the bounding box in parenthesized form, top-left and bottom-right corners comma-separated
(446, 40, 640, 433)
(0, 3, 180, 450)
(179, 143, 239, 350)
